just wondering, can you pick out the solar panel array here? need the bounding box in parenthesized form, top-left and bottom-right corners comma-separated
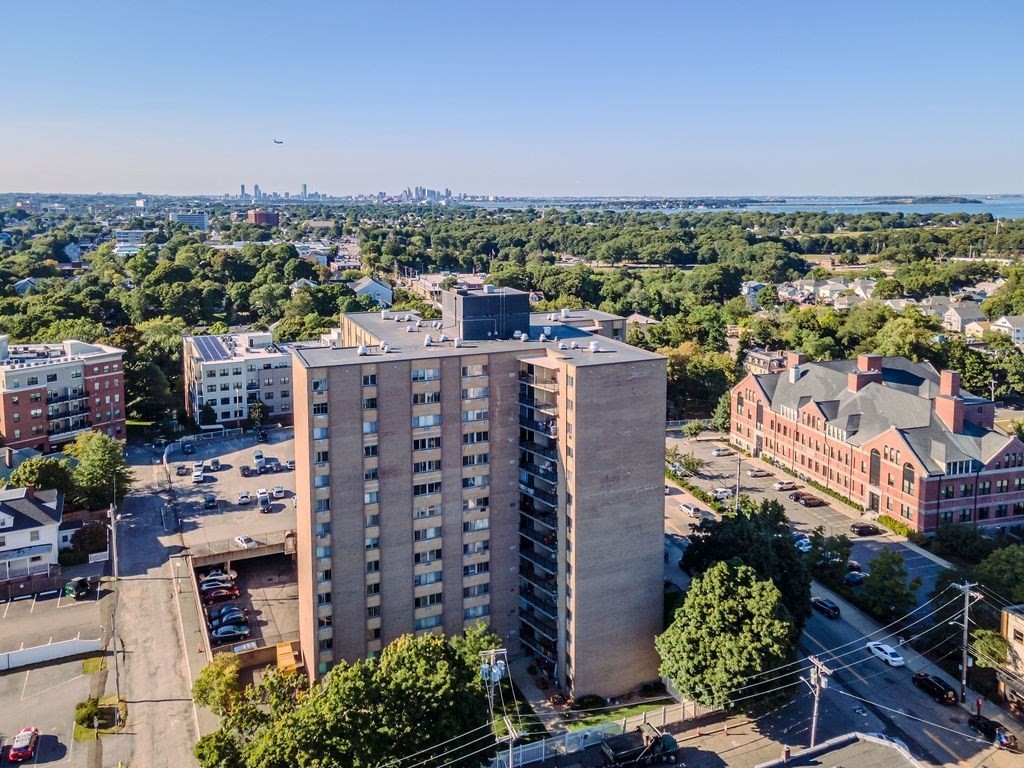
(193, 336, 229, 362)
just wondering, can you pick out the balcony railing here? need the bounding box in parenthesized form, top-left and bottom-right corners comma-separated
(519, 482, 557, 507)
(519, 507, 556, 530)
(246, 383, 260, 391)
(519, 583, 558, 619)
(519, 416, 557, 437)
(519, 392, 558, 414)
(518, 372, 559, 392)
(519, 439, 557, 462)
(519, 603, 558, 640)
(48, 421, 92, 439)
(519, 544, 557, 575)
(519, 632, 557, 663)
(519, 565, 557, 594)
(519, 524, 557, 553)
(520, 460, 557, 484)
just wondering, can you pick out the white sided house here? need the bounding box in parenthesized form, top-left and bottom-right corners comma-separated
(0, 487, 63, 581)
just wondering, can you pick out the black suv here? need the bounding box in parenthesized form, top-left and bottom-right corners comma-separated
(968, 714, 1018, 749)
(850, 522, 882, 536)
(811, 597, 841, 619)
(911, 672, 956, 704)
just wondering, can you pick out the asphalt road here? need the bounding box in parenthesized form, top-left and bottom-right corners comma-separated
(666, 436, 949, 604)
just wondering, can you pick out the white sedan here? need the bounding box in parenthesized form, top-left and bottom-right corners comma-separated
(711, 447, 733, 457)
(794, 538, 812, 553)
(866, 641, 905, 667)
(680, 503, 703, 518)
(712, 487, 734, 500)
(773, 480, 797, 491)
(233, 535, 258, 550)
(272, 486, 286, 499)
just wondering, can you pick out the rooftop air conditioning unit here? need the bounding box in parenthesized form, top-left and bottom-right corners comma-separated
(589, 341, 600, 353)
(357, 345, 368, 356)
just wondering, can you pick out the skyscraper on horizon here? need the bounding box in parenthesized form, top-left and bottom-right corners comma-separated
(240, 184, 246, 199)
(301, 183, 307, 200)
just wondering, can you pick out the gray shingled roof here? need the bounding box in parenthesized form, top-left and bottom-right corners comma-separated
(754, 357, 1007, 474)
(0, 487, 62, 532)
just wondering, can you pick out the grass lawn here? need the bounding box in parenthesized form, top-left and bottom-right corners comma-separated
(566, 700, 671, 731)
(493, 681, 549, 743)
(82, 656, 107, 674)
(73, 696, 126, 741)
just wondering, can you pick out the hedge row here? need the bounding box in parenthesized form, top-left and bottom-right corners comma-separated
(665, 469, 729, 515)
(759, 456, 863, 511)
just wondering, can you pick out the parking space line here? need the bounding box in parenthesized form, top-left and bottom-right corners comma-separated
(21, 669, 30, 700)
(21, 672, 86, 701)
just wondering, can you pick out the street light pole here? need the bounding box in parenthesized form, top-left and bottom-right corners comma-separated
(952, 581, 979, 704)
(735, 454, 741, 513)
(109, 474, 121, 723)
(807, 656, 832, 747)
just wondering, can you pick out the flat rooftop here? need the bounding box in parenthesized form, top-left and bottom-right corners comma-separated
(185, 333, 291, 364)
(293, 310, 662, 369)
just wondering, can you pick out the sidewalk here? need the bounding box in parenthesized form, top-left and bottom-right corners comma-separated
(509, 655, 571, 735)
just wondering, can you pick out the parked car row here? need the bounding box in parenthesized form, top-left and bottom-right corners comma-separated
(201, 568, 254, 643)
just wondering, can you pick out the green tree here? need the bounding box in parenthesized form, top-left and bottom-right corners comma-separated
(194, 730, 244, 768)
(710, 392, 731, 433)
(971, 628, 1011, 670)
(861, 549, 921, 620)
(192, 652, 241, 716)
(64, 432, 134, 510)
(757, 285, 779, 309)
(974, 545, 1024, 605)
(248, 400, 267, 427)
(807, 527, 853, 584)
(200, 403, 217, 426)
(656, 561, 796, 708)
(8, 457, 74, 496)
(679, 452, 705, 477)
(682, 420, 705, 439)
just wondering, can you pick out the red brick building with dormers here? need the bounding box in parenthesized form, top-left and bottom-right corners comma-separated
(731, 351, 1024, 534)
(0, 337, 126, 454)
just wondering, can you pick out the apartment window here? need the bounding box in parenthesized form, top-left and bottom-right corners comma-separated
(365, 536, 380, 550)
(316, 545, 331, 558)
(412, 368, 441, 382)
(364, 490, 380, 504)
(314, 475, 330, 488)
(464, 583, 490, 598)
(413, 436, 442, 451)
(206, 384, 216, 393)
(367, 606, 381, 619)
(366, 583, 380, 596)
(979, 481, 991, 496)
(363, 467, 378, 481)
(363, 444, 378, 458)
(414, 526, 442, 542)
(413, 481, 442, 496)
(464, 540, 489, 555)
(463, 518, 490, 532)
(312, 378, 328, 392)
(996, 504, 1008, 518)
(997, 479, 1009, 493)
(566, 374, 574, 387)
(317, 593, 332, 605)
(366, 560, 380, 574)
(313, 427, 329, 440)
(363, 421, 378, 434)
(315, 450, 330, 463)
(315, 498, 330, 512)
(463, 561, 489, 577)
(960, 509, 974, 523)
(318, 615, 333, 629)
(29, 530, 40, 542)
(414, 593, 443, 609)
(414, 504, 440, 519)
(315, 522, 331, 536)
(414, 615, 443, 631)
(462, 409, 488, 423)
(462, 475, 489, 489)
(313, 403, 329, 415)
(1015, 629, 1024, 643)
(412, 391, 441, 405)
(9, 396, 17, 405)
(414, 548, 442, 564)
(366, 513, 380, 527)
(27, 376, 38, 386)
(317, 568, 332, 582)
(461, 387, 489, 400)
(12, 413, 19, 423)
(464, 605, 490, 621)
(362, 397, 377, 410)
(960, 483, 973, 498)
(566, 399, 574, 411)
(412, 414, 441, 429)
(29, 408, 42, 418)
(413, 459, 442, 474)
(463, 497, 489, 511)
(414, 570, 443, 587)
(942, 485, 954, 499)
(463, 431, 488, 444)
(463, 453, 489, 467)
(900, 504, 912, 520)
(901, 464, 914, 494)
(461, 364, 488, 377)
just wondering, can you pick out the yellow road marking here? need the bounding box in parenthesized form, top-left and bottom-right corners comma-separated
(803, 630, 870, 686)
(922, 727, 971, 767)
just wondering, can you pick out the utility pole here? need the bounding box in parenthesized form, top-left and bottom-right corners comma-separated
(109, 474, 121, 724)
(807, 656, 832, 747)
(951, 581, 981, 703)
(735, 454, 741, 513)
(480, 649, 515, 766)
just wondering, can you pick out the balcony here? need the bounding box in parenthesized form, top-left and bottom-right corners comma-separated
(519, 482, 557, 507)
(519, 542, 557, 574)
(520, 459, 557, 484)
(519, 564, 557, 594)
(246, 382, 260, 391)
(518, 371, 559, 392)
(519, 524, 557, 552)
(519, 439, 557, 462)
(48, 421, 92, 440)
(520, 583, 558, 619)
(519, 416, 557, 437)
(46, 389, 88, 405)
(519, 603, 558, 640)
(519, 507, 556, 530)
(519, 631, 557, 663)
(519, 392, 558, 415)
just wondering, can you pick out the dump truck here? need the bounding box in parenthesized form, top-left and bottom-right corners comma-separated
(599, 723, 680, 767)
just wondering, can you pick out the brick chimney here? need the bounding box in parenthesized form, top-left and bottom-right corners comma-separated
(784, 351, 808, 369)
(848, 355, 884, 392)
(858, 353, 883, 372)
(24, 485, 35, 499)
(934, 369, 964, 433)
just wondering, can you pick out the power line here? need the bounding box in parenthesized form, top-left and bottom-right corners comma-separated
(374, 723, 495, 768)
(832, 689, 997, 747)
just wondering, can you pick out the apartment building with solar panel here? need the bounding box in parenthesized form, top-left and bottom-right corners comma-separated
(291, 287, 666, 698)
(183, 332, 294, 427)
(0, 335, 126, 453)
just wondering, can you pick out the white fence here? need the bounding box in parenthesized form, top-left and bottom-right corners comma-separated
(0, 634, 103, 671)
(488, 700, 719, 768)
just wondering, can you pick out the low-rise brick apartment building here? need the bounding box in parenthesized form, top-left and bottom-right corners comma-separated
(0, 335, 126, 453)
(730, 352, 1024, 534)
(291, 287, 666, 697)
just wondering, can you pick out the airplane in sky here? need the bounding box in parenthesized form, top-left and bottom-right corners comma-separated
(273, 139, 284, 144)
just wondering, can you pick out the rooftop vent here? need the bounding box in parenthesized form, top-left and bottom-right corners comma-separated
(589, 341, 601, 353)
(454, 337, 464, 348)
(424, 334, 433, 346)
(357, 345, 368, 356)
(484, 284, 496, 294)
(571, 341, 580, 350)
(381, 310, 391, 320)
(406, 325, 414, 333)
(560, 308, 571, 319)
(557, 342, 567, 350)
(538, 334, 547, 342)
(543, 326, 552, 337)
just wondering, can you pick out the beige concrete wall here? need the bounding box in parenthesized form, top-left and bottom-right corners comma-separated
(566, 356, 666, 697)
(292, 359, 315, 677)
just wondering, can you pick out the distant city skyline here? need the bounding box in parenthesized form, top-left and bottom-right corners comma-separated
(1, 0, 1022, 196)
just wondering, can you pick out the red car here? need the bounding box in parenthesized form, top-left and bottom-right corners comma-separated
(202, 586, 240, 605)
(8, 727, 39, 762)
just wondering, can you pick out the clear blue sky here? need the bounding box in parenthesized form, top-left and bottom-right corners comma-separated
(2, 0, 1022, 197)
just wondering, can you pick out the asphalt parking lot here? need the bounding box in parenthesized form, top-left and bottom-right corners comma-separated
(168, 430, 297, 550)
(0, 656, 94, 768)
(0, 580, 106, 654)
(665, 435, 950, 603)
